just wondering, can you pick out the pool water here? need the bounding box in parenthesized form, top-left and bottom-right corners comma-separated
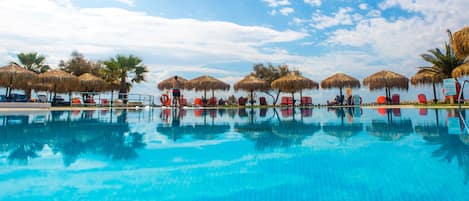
(1, 107, 469, 201)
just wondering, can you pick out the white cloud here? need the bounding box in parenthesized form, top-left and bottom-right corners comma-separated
(359, 3, 368, 10)
(262, 0, 291, 7)
(304, 0, 321, 7)
(0, 0, 307, 66)
(310, 7, 359, 30)
(279, 7, 295, 16)
(115, 0, 135, 7)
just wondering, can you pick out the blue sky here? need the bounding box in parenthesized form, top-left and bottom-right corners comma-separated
(0, 0, 468, 102)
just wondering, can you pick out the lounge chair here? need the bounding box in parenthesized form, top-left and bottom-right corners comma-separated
(418, 94, 427, 104)
(10, 93, 29, 102)
(71, 97, 82, 105)
(377, 96, 386, 104)
(180, 98, 187, 106)
(391, 94, 400, 105)
(238, 97, 247, 106)
(353, 95, 362, 105)
(259, 97, 267, 105)
(0, 95, 7, 102)
(300, 96, 312, 106)
(207, 97, 217, 106)
(280, 96, 294, 106)
(52, 96, 70, 106)
(101, 98, 109, 106)
(37, 94, 48, 103)
(194, 98, 203, 106)
(84, 96, 96, 105)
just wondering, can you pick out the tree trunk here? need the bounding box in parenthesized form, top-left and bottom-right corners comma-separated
(25, 88, 32, 101)
(119, 76, 128, 104)
(273, 90, 281, 106)
(432, 82, 437, 103)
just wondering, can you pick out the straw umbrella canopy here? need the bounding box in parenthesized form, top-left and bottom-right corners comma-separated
(452, 26, 469, 60)
(321, 73, 360, 104)
(185, 75, 230, 98)
(0, 63, 37, 96)
(37, 70, 79, 96)
(271, 73, 319, 101)
(411, 70, 444, 103)
(78, 73, 107, 92)
(452, 62, 469, 78)
(157, 76, 187, 90)
(234, 75, 269, 106)
(363, 70, 409, 103)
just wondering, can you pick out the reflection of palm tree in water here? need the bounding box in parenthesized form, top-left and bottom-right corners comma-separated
(7, 143, 43, 165)
(432, 134, 469, 185)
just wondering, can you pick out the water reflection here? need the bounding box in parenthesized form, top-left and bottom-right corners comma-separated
(0, 110, 145, 166)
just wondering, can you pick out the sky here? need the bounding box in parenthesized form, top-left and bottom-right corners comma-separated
(0, 0, 468, 103)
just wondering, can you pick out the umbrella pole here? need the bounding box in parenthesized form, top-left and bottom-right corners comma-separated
(251, 90, 254, 106)
(291, 92, 295, 107)
(432, 82, 437, 103)
(212, 89, 214, 98)
(339, 87, 343, 105)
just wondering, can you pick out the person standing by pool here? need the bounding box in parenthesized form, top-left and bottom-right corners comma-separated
(172, 76, 182, 107)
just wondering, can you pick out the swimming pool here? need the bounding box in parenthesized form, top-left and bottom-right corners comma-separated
(1, 107, 469, 201)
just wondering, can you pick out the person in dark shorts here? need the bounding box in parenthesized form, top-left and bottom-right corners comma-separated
(172, 76, 182, 107)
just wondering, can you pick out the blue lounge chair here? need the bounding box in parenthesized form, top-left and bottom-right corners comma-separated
(353, 95, 362, 105)
(0, 95, 6, 102)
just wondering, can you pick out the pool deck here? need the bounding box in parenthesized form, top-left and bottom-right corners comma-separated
(0, 104, 469, 112)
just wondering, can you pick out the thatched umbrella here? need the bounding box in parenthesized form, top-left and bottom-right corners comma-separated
(363, 70, 409, 103)
(321, 73, 360, 105)
(411, 70, 443, 103)
(0, 63, 36, 97)
(234, 75, 269, 106)
(37, 70, 79, 101)
(185, 75, 230, 98)
(78, 73, 107, 92)
(271, 73, 319, 103)
(452, 62, 469, 78)
(157, 76, 187, 90)
(452, 27, 469, 60)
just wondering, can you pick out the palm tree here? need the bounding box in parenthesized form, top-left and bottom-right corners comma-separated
(103, 55, 148, 103)
(11, 52, 50, 99)
(418, 30, 465, 79)
(416, 30, 465, 102)
(15, 52, 50, 74)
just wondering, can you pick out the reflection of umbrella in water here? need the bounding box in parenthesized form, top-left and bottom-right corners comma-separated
(272, 120, 321, 140)
(414, 124, 448, 143)
(157, 123, 230, 141)
(366, 119, 414, 141)
(323, 123, 363, 140)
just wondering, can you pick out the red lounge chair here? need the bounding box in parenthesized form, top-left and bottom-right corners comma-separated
(194, 98, 203, 106)
(101, 99, 109, 105)
(238, 97, 247, 106)
(377, 96, 386, 104)
(281, 97, 294, 106)
(259, 97, 267, 105)
(71, 97, 82, 105)
(300, 96, 312, 106)
(418, 94, 427, 104)
(207, 97, 217, 106)
(180, 98, 187, 106)
(391, 94, 400, 105)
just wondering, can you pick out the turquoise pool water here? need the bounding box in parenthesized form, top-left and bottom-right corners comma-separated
(1, 107, 469, 200)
